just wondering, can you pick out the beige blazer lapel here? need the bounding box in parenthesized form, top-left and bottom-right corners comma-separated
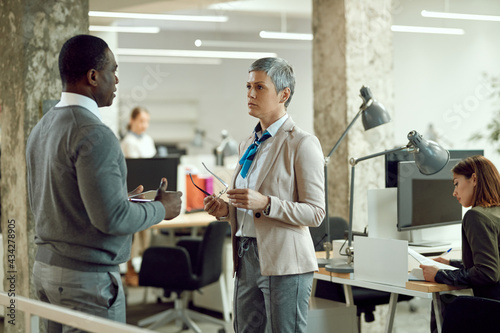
(253, 116, 295, 191)
(231, 116, 296, 191)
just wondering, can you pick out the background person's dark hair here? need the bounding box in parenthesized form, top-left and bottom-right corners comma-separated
(59, 35, 109, 85)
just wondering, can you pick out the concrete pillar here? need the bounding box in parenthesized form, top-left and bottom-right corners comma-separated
(0, 1, 88, 331)
(313, 0, 395, 232)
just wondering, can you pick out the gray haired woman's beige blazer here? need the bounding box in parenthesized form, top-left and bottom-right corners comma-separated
(226, 116, 326, 276)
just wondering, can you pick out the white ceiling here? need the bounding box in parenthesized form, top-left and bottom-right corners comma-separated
(89, 0, 311, 16)
(88, 0, 312, 34)
(89, 0, 230, 13)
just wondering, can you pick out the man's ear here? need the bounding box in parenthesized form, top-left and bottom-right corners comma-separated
(87, 69, 98, 87)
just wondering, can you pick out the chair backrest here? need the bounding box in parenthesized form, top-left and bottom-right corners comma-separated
(329, 216, 348, 240)
(309, 216, 348, 251)
(194, 221, 230, 287)
(441, 295, 500, 333)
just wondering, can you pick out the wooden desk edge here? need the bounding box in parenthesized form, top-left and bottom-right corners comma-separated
(406, 281, 463, 293)
(315, 267, 351, 280)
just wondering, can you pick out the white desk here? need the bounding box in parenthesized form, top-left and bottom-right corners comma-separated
(314, 264, 464, 333)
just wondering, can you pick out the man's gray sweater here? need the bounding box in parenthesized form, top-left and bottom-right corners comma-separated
(26, 105, 166, 272)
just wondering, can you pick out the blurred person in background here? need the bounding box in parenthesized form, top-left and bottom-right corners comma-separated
(121, 106, 158, 286)
(121, 106, 156, 158)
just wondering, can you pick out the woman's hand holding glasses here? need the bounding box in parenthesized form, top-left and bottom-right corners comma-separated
(189, 162, 230, 217)
(203, 195, 229, 218)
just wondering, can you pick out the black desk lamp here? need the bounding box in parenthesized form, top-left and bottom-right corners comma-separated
(318, 86, 391, 266)
(326, 130, 450, 273)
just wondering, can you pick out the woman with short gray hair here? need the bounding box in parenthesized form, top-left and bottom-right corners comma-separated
(203, 57, 325, 332)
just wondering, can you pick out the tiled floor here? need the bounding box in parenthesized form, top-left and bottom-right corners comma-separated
(361, 298, 432, 333)
(125, 285, 433, 333)
(126, 286, 231, 333)
(0, 285, 433, 332)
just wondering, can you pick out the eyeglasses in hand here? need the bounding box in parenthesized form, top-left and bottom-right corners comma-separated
(189, 162, 229, 198)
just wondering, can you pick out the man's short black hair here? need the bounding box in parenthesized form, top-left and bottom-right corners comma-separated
(59, 35, 109, 84)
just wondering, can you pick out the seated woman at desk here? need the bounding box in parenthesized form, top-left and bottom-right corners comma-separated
(420, 155, 500, 298)
(420, 155, 500, 330)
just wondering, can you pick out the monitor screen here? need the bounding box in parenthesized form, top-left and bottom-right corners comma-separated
(397, 159, 463, 231)
(385, 149, 484, 187)
(125, 156, 180, 193)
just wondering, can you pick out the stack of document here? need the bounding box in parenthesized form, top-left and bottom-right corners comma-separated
(408, 248, 458, 281)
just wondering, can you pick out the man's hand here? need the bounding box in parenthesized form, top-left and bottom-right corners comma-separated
(155, 178, 182, 220)
(128, 185, 144, 198)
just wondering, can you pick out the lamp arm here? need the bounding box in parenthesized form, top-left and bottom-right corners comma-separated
(350, 144, 412, 166)
(325, 106, 365, 161)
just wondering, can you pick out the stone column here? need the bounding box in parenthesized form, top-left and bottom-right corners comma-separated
(0, 1, 88, 331)
(313, 0, 394, 232)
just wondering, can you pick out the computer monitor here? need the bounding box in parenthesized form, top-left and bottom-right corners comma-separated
(397, 158, 463, 246)
(385, 149, 484, 188)
(125, 156, 180, 192)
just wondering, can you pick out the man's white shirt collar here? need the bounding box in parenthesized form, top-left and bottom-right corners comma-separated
(55, 92, 102, 121)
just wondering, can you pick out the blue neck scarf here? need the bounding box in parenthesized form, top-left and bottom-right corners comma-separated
(239, 125, 272, 178)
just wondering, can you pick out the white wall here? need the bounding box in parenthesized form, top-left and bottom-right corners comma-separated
(116, 0, 500, 165)
(392, 0, 500, 166)
(113, 1, 500, 234)
(116, 21, 313, 155)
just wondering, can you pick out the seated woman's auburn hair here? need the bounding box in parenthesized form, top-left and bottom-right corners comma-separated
(452, 155, 500, 208)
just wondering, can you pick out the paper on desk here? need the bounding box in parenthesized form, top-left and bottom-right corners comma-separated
(408, 248, 458, 281)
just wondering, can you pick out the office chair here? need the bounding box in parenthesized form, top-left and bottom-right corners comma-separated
(441, 295, 500, 333)
(138, 221, 230, 333)
(310, 216, 349, 251)
(312, 216, 414, 331)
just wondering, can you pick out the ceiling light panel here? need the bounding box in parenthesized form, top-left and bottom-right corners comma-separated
(421, 10, 500, 22)
(89, 25, 160, 33)
(391, 25, 465, 35)
(89, 11, 228, 22)
(116, 48, 277, 60)
(259, 31, 313, 41)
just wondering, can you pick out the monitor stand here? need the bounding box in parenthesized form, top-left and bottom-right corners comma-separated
(409, 230, 451, 247)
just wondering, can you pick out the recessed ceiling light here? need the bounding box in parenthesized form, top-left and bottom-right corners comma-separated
(391, 25, 465, 35)
(421, 10, 500, 22)
(116, 48, 277, 60)
(194, 39, 310, 50)
(89, 11, 228, 23)
(89, 25, 160, 33)
(118, 55, 222, 65)
(259, 31, 313, 41)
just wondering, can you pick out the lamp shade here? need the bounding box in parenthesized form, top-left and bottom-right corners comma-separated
(359, 86, 391, 130)
(407, 130, 450, 175)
